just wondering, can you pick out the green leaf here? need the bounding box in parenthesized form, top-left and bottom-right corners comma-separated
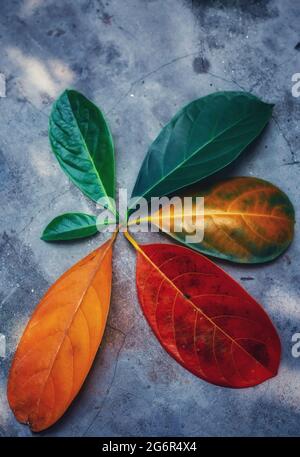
(41, 213, 101, 241)
(130, 92, 273, 207)
(49, 90, 116, 213)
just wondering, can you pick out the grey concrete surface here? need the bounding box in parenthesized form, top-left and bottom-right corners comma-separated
(0, 0, 300, 437)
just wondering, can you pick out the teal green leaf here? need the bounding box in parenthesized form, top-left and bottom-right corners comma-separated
(130, 92, 273, 207)
(41, 213, 104, 241)
(49, 90, 116, 213)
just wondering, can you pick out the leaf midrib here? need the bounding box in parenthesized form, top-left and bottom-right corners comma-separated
(129, 211, 290, 226)
(65, 93, 116, 215)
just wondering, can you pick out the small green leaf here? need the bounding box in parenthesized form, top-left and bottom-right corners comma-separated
(49, 90, 116, 213)
(130, 92, 273, 208)
(41, 213, 102, 241)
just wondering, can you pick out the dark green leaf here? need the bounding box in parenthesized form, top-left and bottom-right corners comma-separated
(130, 92, 273, 207)
(41, 213, 101, 241)
(49, 90, 116, 213)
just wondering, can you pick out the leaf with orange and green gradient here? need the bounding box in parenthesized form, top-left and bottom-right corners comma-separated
(151, 177, 295, 263)
(7, 234, 116, 432)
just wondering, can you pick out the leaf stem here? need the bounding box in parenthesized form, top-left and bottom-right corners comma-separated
(123, 229, 143, 253)
(111, 225, 120, 242)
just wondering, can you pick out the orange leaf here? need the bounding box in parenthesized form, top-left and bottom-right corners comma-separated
(7, 234, 116, 432)
(150, 177, 295, 263)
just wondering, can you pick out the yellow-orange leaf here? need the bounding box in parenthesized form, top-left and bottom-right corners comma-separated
(151, 177, 295, 263)
(7, 234, 115, 432)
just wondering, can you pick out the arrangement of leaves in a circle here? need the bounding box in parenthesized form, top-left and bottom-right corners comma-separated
(7, 89, 295, 432)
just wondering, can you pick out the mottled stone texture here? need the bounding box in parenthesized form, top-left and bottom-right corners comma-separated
(0, 0, 300, 437)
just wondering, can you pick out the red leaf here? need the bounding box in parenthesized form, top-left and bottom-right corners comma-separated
(135, 242, 281, 388)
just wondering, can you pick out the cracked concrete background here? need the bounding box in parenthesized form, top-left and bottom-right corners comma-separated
(0, 0, 300, 437)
